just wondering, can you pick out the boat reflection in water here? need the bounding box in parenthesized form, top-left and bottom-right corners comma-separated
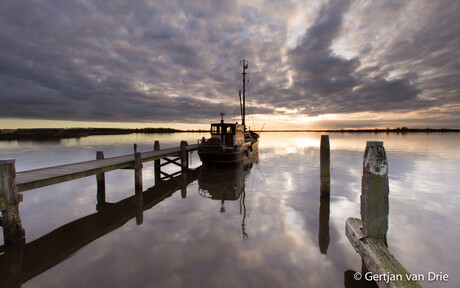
(198, 154, 259, 240)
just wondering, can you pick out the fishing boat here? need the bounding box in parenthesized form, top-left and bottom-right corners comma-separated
(198, 60, 260, 165)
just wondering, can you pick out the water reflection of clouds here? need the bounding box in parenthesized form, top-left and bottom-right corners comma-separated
(329, 196, 357, 222)
(18, 178, 98, 242)
(46, 193, 322, 287)
(3, 132, 459, 287)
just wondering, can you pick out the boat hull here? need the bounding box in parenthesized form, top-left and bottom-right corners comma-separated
(198, 139, 259, 165)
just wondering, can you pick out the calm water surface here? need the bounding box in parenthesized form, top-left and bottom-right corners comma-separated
(0, 132, 459, 287)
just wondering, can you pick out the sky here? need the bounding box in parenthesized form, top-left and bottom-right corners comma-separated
(0, 0, 459, 130)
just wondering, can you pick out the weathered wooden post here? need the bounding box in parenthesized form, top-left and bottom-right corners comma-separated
(361, 141, 388, 243)
(180, 141, 189, 172)
(135, 182, 143, 225)
(133, 143, 138, 153)
(134, 150, 143, 225)
(154, 140, 161, 185)
(0, 160, 25, 244)
(317, 136, 330, 255)
(134, 151, 143, 192)
(345, 141, 421, 288)
(180, 141, 188, 199)
(320, 135, 330, 197)
(96, 151, 106, 209)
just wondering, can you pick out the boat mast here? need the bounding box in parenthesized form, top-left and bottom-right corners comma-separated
(241, 59, 248, 129)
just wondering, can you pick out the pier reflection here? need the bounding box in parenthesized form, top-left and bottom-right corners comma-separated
(0, 167, 201, 288)
(198, 155, 259, 240)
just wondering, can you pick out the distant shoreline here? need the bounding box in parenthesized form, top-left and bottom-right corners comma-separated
(0, 127, 200, 141)
(261, 127, 460, 133)
(0, 127, 458, 141)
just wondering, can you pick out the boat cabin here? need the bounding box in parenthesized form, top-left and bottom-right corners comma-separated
(209, 122, 245, 148)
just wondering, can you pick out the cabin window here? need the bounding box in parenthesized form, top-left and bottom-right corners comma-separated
(211, 125, 220, 135)
(225, 126, 233, 134)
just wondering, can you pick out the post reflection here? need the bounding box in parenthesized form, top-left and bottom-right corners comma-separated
(0, 167, 200, 288)
(318, 196, 330, 255)
(198, 155, 259, 240)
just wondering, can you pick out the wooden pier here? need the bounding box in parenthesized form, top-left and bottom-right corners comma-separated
(0, 141, 198, 245)
(15, 142, 198, 192)
(0, 166, 201, 287)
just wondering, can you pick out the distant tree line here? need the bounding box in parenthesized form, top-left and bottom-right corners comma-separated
(1, 126, 458, 141)
(262, 127, 460, 133)
(0, 127, 210, 140)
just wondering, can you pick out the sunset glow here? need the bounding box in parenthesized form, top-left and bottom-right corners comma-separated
(0, 0, 458, 129)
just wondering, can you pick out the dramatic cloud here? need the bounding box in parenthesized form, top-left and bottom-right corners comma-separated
(0, 0, 458, 128)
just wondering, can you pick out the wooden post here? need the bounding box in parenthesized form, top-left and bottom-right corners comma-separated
(345, 141, 421, 288)
(180, 141, 188, 198)
(320, 135, 330, 197)
(133, 143, 138, 153)
(154, 140, 160, 185)
(180, 141, 188, 172)
(135, 184, 143, 225)
(96, 151, 106, 209)
(134, 151, 143, 224)
(361, 141, 389, 243)
(134, 152, 143, 193)
(0, 160, 25, 244)
(180, 166, 188, 199)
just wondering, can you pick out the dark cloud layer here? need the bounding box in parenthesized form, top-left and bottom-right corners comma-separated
(0, 0, 458, 127)
(284, 0, 427, 116)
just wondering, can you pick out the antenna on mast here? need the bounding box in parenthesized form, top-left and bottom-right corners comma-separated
(239, 90, 243, 118)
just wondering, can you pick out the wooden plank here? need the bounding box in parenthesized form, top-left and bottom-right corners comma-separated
(15, 144, 199, 192)
(15, 156, 134, 192)
(140, 144, 198, 162)
(345, 218, 422, 288)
